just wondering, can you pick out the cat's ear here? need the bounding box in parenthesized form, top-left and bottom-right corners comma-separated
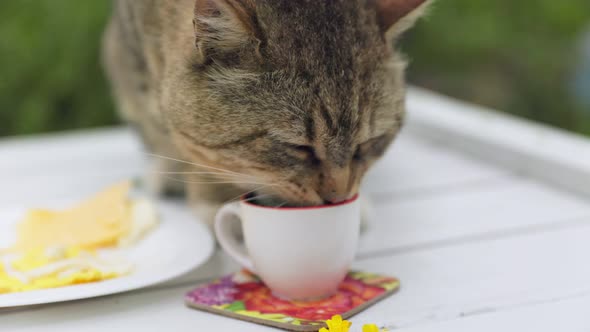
(373, 0, 432, 39)
(193, 0, 261, 63)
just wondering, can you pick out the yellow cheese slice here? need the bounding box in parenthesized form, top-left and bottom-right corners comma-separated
(0, 247, 131, 294)
(13, 181, 133, 251)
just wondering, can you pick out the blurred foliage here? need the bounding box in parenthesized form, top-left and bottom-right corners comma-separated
(0, 0, 589, 137)
(404, 0, 590, 134)
(0, 1, 115, 136)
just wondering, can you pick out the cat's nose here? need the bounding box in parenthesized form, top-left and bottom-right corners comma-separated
(319, 167, 353, 204)
(323, 193, 350, 204)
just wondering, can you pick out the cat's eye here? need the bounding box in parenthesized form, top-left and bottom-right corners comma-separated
(294, 145, 315, 155)
(293, 145, 315, 157)
(354, 134, 391, 162)
(353, 146, 364, 161)
(291, 145, 320, 165)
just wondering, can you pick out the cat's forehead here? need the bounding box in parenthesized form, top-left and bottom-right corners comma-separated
(202, 1, 403, 147)
(258, 1, 388, 73)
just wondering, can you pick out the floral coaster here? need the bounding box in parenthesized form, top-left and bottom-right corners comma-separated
(185, 270, 400, 332)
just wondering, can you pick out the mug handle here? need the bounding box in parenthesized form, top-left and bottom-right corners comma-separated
(214, 202, 255, 272)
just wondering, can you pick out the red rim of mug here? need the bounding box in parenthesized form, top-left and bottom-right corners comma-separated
(242, 193, 359, 210)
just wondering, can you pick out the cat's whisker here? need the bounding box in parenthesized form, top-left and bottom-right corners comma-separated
(273, 201, 289, 208)
(146, 153, 251, 177)
(154, 172, 264, 184)
(151, 171, 244, 176)
(222, 185, 273, 205)
(171, 180, 272, 185)
(198, 174, 272, 185)
(241, 193, 276, 203)
(150, 171, 250, 180)
(163, 175, 273, 186)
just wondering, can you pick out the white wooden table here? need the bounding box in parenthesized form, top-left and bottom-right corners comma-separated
(1, 88, 590, 331)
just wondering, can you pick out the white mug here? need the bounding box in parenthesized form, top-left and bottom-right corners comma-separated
(214, 195, 361, 301)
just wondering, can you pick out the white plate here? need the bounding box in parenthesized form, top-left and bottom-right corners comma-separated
(0, 199, 214, 307)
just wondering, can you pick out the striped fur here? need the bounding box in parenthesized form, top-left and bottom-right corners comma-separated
(102, 0, 431, 224)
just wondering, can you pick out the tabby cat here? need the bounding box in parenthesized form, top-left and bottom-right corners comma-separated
(102, 0, 431, 224)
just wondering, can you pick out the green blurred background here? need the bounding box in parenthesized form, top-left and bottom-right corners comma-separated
(1, 0, 589, 137)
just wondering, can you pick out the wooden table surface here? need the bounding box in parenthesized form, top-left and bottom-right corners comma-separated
(1, 90, 589, 331)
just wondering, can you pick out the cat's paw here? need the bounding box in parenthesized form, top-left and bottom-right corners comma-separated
(144, 159, 186, 197)
(144, 172, 186, 197)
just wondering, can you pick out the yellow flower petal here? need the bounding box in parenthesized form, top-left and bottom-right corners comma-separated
(344, 322, 352, 332)
(363, 324, 380, 332)
(319, 328, 330, 332)
(325, 315, 352, 332)
(330, 315, 343, 324)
